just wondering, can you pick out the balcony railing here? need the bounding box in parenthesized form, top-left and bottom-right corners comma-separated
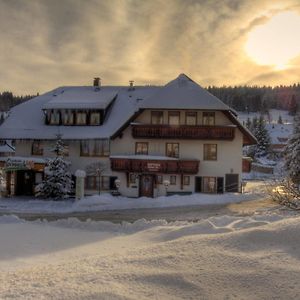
(110, 158, 199, 174)
(132, 124, 235, 140)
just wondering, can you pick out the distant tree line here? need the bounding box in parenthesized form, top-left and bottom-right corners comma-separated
(0, 91, 35, 112)
(207, 84, 300, 114)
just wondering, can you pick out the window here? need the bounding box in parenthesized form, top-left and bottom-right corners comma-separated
(93, 140, 102, 156)
(85, 176, 100, 190)
(129, 173, 136, 184)
(203, 112, 215, 125)
(168, 111, 180, 125)
(85, 176, 110, 190)
(76, 111, 87, 125)
(80, 139, 110, 157)
(49, 110, 60, 125)
(166, 143, 179, 158)
(62, 110, 74, 125)
(101, 176, 110, 190)
(90, 112, 101, 125)
(185, 112, 197, 125)
(157, 175, 163, 184)
(170, 175, 176, 185)
(32, 141, 43, 155)
(203, 177, 216, 193)
(80, 140, 90, 156)
(183, 176, 190, 185)
(135, 142, 148, 155)
(151, 111, 163, 124)
(204, 144, 217, 160)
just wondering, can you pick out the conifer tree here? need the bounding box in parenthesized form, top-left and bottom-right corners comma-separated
(255, 115, 271, 157)
(284, 113, 300, 184)
(35, 135, 73, 199)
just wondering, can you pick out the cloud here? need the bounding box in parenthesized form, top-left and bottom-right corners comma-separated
(0, 0, 300, 94)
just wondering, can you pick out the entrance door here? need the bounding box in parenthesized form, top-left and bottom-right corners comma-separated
(139, 175, 154, 197)
(195, 176, 202, 193)
(16, 170, 35, 196)
(225, 174, 239, 192)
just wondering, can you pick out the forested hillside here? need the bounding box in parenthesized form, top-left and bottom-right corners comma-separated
(208, 84, 300, 114)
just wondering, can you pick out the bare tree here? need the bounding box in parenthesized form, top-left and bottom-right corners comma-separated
(85, 161, 107, 195)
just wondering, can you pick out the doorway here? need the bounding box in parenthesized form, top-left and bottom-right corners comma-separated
(225, 174, 239, 192)
(16, 170, 35, 196)
(139, 174, 154, 197)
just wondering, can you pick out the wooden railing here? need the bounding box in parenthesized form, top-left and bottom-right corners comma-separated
(110, 158, 199, 174)
(132, 124, 235, 140)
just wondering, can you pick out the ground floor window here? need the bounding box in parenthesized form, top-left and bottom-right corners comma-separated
(203, 177, 216, 193)
(170, 175, 176, 185)
(156, 175, 163, 184)
(85, 176, 110, 190)
(183, 176, 190, 185)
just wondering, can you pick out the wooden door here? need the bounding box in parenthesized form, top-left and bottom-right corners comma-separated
(139, 175, 154, 197)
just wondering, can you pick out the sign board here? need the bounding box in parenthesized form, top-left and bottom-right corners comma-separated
(146, 162, 161, 172)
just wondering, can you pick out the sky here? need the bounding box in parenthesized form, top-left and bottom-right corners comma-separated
(1, 0, 300, 95)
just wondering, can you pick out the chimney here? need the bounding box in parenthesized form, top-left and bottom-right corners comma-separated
(128, 80, 135, 91)
(93, 77, 101, 88)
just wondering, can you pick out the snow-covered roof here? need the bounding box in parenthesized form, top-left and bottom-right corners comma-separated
(266, 123, 293, 144)
(0, 86, 159, 140)
(42, 87, 117, 110)
(0, 74, 254, 143)
(0, 141, 15, 153)
(140, 74, 230, 110)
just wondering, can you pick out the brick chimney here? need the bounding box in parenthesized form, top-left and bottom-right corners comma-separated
(93, 77, 101, 87)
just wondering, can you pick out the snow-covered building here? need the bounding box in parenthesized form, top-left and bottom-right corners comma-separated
(0, 74, 256, 197)
(266, 123, 293, 155)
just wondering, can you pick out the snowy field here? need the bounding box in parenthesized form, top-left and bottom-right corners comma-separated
(1, 210, 300, 299)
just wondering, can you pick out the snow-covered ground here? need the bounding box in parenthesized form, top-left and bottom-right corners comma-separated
(1, 210, 300, 299)
(238, 109, 294, 124)
(0, 181, 266, 214)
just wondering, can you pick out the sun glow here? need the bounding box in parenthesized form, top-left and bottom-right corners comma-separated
(245, 11, 300, 70)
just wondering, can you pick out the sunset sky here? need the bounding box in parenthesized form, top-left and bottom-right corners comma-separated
(1, 0, 300, 94)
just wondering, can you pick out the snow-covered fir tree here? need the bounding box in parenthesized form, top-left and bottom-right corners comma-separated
(284, 113, 300, 184)
(255, 115, 271, 157)
(246, 116, 270, 158)
(35, 135, 73, 199)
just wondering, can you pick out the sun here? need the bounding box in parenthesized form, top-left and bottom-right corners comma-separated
(245, 11, 300, 70)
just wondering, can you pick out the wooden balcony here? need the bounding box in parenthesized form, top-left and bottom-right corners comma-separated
(110, 157, 199, 174)
(132, 124, 235, 140)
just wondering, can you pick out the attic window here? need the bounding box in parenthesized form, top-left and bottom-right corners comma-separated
(203, 112, 215, 126)
(49, 110, 60, 125)
(76, 111, 87, 125)
(90, 112, 101, 125)
(63, 110, 74, 125)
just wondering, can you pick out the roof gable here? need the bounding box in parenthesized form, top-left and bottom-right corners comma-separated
(140, 73, 229, 110)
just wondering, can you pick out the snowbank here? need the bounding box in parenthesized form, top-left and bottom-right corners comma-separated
(0, 188, 264, 214)
(1, 212, 300, 299)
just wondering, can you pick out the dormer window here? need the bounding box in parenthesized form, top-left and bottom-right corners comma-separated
(49, 110, 60, 125)
(62, 110, 74, 125)
(76, 111, 87, 125)
(90, 112, 101, 125)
